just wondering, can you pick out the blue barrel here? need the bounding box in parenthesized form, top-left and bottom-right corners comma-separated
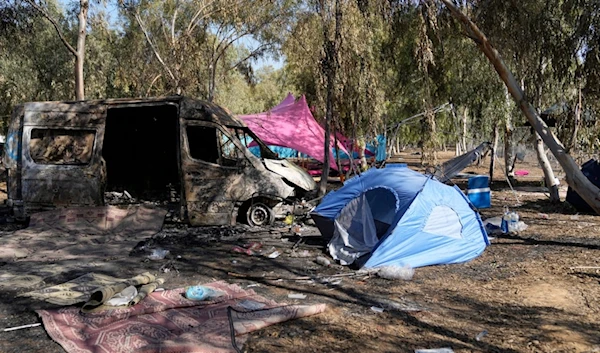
(467, 175, 491, 208)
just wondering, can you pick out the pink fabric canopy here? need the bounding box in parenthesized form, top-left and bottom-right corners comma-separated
(239, 93, 348, 170)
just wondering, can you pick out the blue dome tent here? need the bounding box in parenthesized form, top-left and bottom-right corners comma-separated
(310, 164, 489, 268)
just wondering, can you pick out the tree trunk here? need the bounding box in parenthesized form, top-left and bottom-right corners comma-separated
(358, 137, 367, 171)
(450, 103, 461, 156)
(74, 0, 88, 100)
(534, 132, 560, 202)
(461, 106, 468, 153)
(532, 80, 560, 202)
(489, 121, 499, 182)
(319, 52, 334, 196)
(503, 89, 516, 180)
(441, 0, 600, 214)
(568, 86, 582, 154)
(208, 63, 217, 101)
(318, 0, 341, 197)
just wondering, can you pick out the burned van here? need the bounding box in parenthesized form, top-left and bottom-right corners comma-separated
(3, 96, 317, 226)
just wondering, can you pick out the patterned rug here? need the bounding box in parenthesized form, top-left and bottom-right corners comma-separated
(37, 281, 327, 353)
(0, 205, 166, 263)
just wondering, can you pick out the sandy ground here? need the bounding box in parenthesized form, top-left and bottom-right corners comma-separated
(0, 150, 599, 353)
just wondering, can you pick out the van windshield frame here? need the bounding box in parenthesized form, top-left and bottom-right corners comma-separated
(227, 126, 278, 160)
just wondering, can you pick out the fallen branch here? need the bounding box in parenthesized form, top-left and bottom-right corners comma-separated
(228, 271, 365, 281)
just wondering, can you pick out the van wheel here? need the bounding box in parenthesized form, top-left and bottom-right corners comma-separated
(246, 203, 274, 227)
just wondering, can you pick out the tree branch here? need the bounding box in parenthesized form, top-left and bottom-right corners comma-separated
(228, 43, 271, 71)
(146, 74, 163, 96)
(24, 0, 77, 56)
(185, 0, 223, 36)
(171, 3, 178, 47)
(133, 10, 177, 84)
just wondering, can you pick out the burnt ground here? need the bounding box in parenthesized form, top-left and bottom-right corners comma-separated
(0, 151, 600, 353)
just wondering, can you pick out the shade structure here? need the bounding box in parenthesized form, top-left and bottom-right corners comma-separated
(239, 93, 348, 170)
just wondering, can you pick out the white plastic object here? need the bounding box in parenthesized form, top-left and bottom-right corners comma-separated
(106, 285, 138, 306)
(148, 248, 169, 260)
(316, 256, 331, 266)
(377, 265, 414, 280)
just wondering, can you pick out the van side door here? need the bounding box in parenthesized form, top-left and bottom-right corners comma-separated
(20, 103, 106, 210)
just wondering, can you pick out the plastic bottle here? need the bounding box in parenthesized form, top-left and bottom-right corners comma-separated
(185, 286, 223, 301)
(501, 207, 509, 233)
(508, 212, 519, 232)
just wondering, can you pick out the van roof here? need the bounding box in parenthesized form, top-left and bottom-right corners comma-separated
(19, 95, 246, 128)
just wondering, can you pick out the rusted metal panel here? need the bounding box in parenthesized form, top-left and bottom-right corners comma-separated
(179, 97, 246, 127)
(19, 107, 106, 211)
(180, 120, 295, 226)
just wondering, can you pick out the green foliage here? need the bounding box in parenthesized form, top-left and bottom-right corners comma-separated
(1, 0, 600, 159)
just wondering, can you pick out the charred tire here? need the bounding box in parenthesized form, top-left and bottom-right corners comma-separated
(246, 202, 274, 227)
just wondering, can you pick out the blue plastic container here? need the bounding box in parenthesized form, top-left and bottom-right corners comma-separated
(185, 286, 222, 301)
(467, 175, 491, 208)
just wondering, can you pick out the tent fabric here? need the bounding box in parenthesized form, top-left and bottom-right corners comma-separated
(310, 164, 489, 269)
(566, 159, 600, 213)
(239, 93, 348, 170)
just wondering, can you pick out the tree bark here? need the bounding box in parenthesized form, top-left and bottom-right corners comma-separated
(440, 0, 600, 214)
(489, 121, 499, 182)
(503, 88, 516, 180)
(25, 0, 88, 100)
(318, 0, 341, 197)
(75, 0, 88, 100)
(534, 132, 560, 201)
(567, 86, 582, 154)
(461, 106, 468, 153)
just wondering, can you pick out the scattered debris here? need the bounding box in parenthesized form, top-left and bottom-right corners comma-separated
(370, 306, 384, 313)
(288, 293, 307, 299)
(267, 250, 281, 259)
(376, 265, 414, 280)
(475, 330, 488, 341)
(3, 323, 42, 332)
(415, 349, 454, 353)
(147, 248, 169, 260)
(315, 256, 332, 266)
(514, 169, 529, 176)
(232, 242, 263, 256)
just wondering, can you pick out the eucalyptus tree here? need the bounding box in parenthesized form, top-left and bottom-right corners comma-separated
(0, 0, 73, 116)
(23, 0, 89, 100)
(441, 0, 600, 213)
(469, 0, 599, 201)
(283, 0, 390, 193)
(118, 0, 294, 101)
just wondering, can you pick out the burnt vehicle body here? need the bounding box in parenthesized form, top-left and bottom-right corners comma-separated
(3, 96, 317, 226)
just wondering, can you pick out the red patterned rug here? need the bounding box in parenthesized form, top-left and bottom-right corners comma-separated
(37, 281, 327, 353)
(0, 205, 167, 263)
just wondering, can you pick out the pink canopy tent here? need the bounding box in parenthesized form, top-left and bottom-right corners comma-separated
(239, 93, 349, 170)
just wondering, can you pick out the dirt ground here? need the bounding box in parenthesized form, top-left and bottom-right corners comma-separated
(1, 150, 600, 353)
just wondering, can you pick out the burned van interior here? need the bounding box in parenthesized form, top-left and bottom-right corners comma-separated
(103, 104, 180, 205)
